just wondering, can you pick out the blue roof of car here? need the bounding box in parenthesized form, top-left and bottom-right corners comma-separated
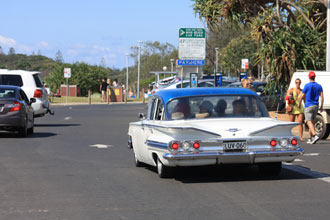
(154, 87, 257, 104)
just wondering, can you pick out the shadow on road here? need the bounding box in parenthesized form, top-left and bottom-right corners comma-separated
(144, 164, 330, 183)
(35, 123, 80, 127)
(0, 132, 57, 138)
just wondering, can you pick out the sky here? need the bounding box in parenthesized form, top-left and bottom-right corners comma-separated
(0, 0, 204, 69)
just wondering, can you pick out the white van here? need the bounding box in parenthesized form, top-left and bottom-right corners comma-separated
(0, 69, 50, 118)
(289, 71, 330, 139)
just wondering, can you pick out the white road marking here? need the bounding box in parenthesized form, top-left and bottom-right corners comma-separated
(64, 117, 72, 120)
(283, 163, 330, 184)
(304, 153, 320, 156)
(294, 159, 304, 162)
(90, 144, 112, 149)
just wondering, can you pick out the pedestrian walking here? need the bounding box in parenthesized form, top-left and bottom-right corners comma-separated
(286, 78, 304, 140)
(298, 71, 324, 144)
(99, 77, 108, 102)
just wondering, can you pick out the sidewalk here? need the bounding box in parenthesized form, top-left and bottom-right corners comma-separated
(269, 112, 309, 139)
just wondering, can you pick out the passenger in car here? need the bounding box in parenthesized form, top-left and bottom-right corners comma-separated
(171, 99, 191, 119)
(196, 101, 213, 118)
(214, 99, 227, 117)
(232, 99, 248, 116)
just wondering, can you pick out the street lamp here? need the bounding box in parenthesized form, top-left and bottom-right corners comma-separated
(215, 48, 219, 73)
(137, 41, 142, 99)
(126, 54, 129, 99)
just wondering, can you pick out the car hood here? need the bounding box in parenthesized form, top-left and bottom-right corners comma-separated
(149, 117, 299, 138)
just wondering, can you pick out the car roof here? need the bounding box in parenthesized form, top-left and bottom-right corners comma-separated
(0, 69, 41, 75)
(154, 87, 257, 104)
(0, 85, 20, 90)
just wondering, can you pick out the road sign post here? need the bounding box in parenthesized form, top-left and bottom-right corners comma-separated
(64, 68, 71, 105)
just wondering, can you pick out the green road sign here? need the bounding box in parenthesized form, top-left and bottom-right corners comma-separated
(179, 28, 205, 38)
(179, 28, 206, 60)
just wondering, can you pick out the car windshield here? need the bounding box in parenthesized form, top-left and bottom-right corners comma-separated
(0, 88, 16, 98)
(167, 95, 269, 120)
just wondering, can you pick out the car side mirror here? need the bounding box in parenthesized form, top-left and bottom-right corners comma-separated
(138, 113, 145, 120)
(29, 98, 36, 104)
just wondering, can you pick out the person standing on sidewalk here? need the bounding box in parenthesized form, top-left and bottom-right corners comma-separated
(99, 77, 108, 102)
(298, 71, 324, 144)
(286, 78, 304, 141)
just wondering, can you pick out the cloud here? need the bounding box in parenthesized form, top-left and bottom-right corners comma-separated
(0, 35, 16, 47)
(38, 41, 49, 48)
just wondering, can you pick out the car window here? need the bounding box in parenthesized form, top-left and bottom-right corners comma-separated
(19, 89, 29, 103)
(0, 75, 23, 87)
(154, 99, 164, 120)
(33, 74, 43, 88)
(167, 95, 269, 120)
(255, 85, 265, 93)
(147, 98, 156, 120)
(198, 82, 214, 87)
(0, 88, 16, 98)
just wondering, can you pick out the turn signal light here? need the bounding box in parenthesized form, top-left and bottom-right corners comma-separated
(34, 89, 43, 98)
(171, 142, 179, 150)
(270, 139, 277, 147)
(291, 138, 298, 146)
(193, 142, 200, 149)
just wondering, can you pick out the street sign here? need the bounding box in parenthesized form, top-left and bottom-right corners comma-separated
(179, 28, 206, 60)
(64, 68, 71, 78)
(177, 60, 205, 66)
(241, 59, 249, 69)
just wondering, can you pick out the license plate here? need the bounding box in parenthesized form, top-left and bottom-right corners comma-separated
(223, 141, 247, 150)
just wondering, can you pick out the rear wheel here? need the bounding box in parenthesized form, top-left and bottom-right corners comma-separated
(157, 157, 172, 178)
(18, 122, 28, 137)
(27, 117, 34, 135)
(134, 152, 143, 167)
(314, 115, 330, 139)
(259, 162, 282, 176)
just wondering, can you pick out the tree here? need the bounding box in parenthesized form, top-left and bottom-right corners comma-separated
(100, 57, 106, 68)
(55, 50, 64, 63)
(193, 0, 327, 87)
(37, 50, 42, 55)
(8, 47, 15, 55)
(0, 46, 4, 55)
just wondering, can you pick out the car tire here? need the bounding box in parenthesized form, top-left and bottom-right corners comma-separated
(27, 118, 34, 135)
(157, 157, 172, 178)
(134, 153, 144, 167)
(258, 162, 282, 176)
(314, 115, 330, 139)
(19, 122, 28, 137)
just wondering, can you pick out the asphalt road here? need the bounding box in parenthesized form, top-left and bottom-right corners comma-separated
(0, 104, 329, 220)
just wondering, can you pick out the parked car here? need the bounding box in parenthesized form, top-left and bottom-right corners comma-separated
(0, 69, 50, 117)
(128, 88, 304, 178)
(152, 79, 215, 94)
(227, 81, 286, 111)
(0, 85, 35, 137)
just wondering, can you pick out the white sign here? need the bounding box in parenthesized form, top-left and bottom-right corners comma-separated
(179, 28, 206, 60)
(64, 68, 71, 78)
(241, 59, 249, 69)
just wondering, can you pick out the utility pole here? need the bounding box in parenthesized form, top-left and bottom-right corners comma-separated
(137, 41, 142, 99)
(327, 0, 330, 71)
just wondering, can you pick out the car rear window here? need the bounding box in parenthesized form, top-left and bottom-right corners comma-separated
(0, 75, 23, 87)
(0, 88, 16, 98)
(33, 74, 43, 88)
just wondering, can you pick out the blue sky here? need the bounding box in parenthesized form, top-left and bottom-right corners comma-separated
(0, 0, 204, 69)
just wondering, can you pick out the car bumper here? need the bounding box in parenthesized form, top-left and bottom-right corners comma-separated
(0, 112, 25, 128)
(163, 149, 304, 165)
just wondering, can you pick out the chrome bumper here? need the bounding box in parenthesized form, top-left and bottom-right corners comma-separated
(163, 149, 304, 164)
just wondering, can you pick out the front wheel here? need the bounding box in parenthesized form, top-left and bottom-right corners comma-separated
(157, 158, 172, 178)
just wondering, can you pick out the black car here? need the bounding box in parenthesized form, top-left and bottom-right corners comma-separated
(227, 81, 286, 111)
(0, 85, 35, 137)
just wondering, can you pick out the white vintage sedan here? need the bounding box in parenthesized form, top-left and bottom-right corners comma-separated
(128, 88, 304, 178)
